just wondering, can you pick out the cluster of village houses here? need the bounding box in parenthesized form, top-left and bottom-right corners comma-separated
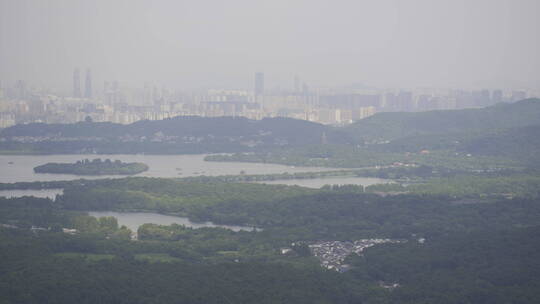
(306, 239, 405, 272)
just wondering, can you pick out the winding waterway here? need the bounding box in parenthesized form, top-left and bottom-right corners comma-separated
(88, 211, 257, 232)
(1, 155, 393, 231)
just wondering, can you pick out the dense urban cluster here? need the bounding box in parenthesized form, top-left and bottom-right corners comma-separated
(0, 70, 535, 128)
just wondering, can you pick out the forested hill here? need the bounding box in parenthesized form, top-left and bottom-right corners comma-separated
(0, 116, 349, 144)
(0, 116, 353, 153)
(460, 124, 540, 159)
(345, 98, 540, 142)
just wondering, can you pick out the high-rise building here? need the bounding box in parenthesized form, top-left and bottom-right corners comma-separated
(384, 92, 398, 110)
(319, 94, 380, 109)
(472, 90, 491, 107)
(302, 83, 309, 96)
(254, 72, 264, 96)
(481, 89, 491, 106)
(398, 91, 413, 111)
(417, 95, 433, 111)
(492, 90, 503, 104)
(14, 80, 27, 100)
(84, 68, 92, 99)
(511, 91, 527, 102)
(73, 68, 81, 98)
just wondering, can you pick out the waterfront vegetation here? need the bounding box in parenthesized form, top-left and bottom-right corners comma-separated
(33, 158, 149, 175)
(205, 146, 524, 171)
(409, 174, 540, 199)
(57, 178, 315, 219)
(179, 169, 361, 183)
(3, 174, 540, 242)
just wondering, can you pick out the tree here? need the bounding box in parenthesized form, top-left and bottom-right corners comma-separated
(98, 216, 119, 232)
(72, 215, 99, 233)
(292, 243, 311, 257)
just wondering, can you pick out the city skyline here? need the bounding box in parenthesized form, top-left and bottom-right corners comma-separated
(1, 0, 539, 128)
(2, 67, 539, 97)
(0, 68, 533, 129)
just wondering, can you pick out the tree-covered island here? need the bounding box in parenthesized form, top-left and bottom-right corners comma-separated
(33, 159, 149, 175)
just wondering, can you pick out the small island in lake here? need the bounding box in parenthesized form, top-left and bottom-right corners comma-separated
(33, 158, 149, 176)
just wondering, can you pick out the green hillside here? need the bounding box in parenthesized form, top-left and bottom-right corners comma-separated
(0, 116, 349, 145)
(460, 124, 540, 159)
(345, 98, 540, 142)
(0, 116, 352, 154)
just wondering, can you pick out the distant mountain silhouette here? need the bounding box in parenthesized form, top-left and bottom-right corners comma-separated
(345, 98, 540, 142)
(0, 116, 352, 153)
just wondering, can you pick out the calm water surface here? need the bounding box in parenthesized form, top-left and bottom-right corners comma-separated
(88, 211, 257, 232)
(0, 154, 336, 183)
(0, 154, 392, 199)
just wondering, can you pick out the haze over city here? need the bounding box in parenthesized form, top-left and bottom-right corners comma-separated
(1, 0, 539, 91)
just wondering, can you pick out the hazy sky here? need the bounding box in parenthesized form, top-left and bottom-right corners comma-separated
(1, 0, 539, 91)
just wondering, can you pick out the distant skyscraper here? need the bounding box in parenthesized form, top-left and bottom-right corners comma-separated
(14, 80, 27, 100)
(84, 68, 92, 98)
(73, 68, 81, 98)
(112, 80, 119, 92)
(254, 72, 264, 96)
(294, 75, 300, 93)
(511, 91, 527, 102)
(492, 90, 503, 104)
(480, 89, 491, 106)
(398, 91, 413, 111)
(472, 90, 491, 107)
(384, 92, 398, 109)
(302, 83, 310, 96)
(104, 80, 120, 104)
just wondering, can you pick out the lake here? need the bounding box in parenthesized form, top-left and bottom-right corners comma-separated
(0, 154, 336, 183)
(88, 211, 258, 232)
(0, 154, 392, 199)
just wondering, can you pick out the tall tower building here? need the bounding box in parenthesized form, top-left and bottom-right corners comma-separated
(73, 68, 81, 98)
(294, 75, 300, 93)
(84, 68, 92, 99)
(14, 80, 27, 100)
(491, 90, 503, 104)
(398, 91, 413, 111)
(254, 72, 264, 96)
